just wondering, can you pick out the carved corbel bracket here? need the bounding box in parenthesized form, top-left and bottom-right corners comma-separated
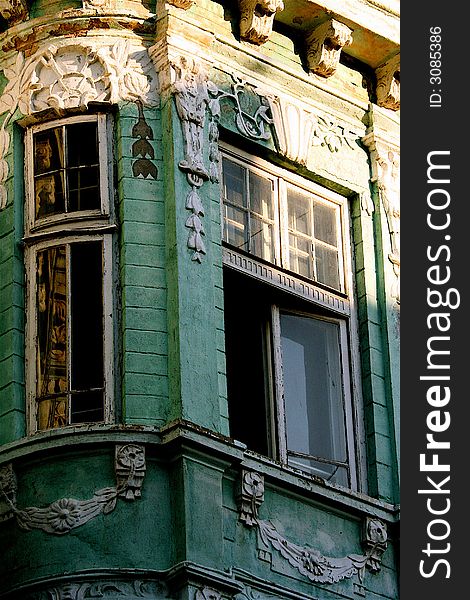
(0, 444, 146, 535)
(305, 19, 353, 77)
(236, 469, 388, 585)
(239, 0, 284, 45)
(237, 469, 264, 526)
(376, 54, 400, 111)
(0, 0, 28, 26)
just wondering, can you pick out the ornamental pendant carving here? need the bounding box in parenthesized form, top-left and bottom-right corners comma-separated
(172, 56, 221, 262)
(239, 0, 284, 45)
(305, 19, 353, 77)
(0, 444, 146, 535)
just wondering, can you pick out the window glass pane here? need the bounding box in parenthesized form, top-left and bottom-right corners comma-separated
(70, 242, 104, 423)
(68, 166, 100, 212)
(224, 205, 248, 250)
(250, 172, 273, 219)
(250, 215, 274, 263)
(34, 128, 64, 175)
(36, 246, 68, 430)
(289, 233, 312, 279)
(287, 189, 311, 236)
(223, 158, 246, 207)
(315, 244, 340, 290)
(280, 314, 348, 481)
(35, 172, 66, 219)
(66, 122, 99, 168)
(314, 202, 337, 246)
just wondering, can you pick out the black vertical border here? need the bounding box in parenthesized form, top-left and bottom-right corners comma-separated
(401, 4, 467, 597)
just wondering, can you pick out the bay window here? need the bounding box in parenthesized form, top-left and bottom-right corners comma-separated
(221, 147, 361, 490)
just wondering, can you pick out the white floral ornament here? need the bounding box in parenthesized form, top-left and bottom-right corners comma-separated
(0, 39, 158, 210)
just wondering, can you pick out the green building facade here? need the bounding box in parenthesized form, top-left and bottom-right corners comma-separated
(0, 1, 400, 599)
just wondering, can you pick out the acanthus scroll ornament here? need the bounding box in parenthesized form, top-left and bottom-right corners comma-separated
(237, 468, 388, 586)
(376, 54, 400, 111)
(0, 39, 158, 210)
(305, 19, 353, 77)
(0, 444, 146, 535)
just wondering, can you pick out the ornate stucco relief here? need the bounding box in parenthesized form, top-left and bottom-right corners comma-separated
(132, 101, 158, 180)
(167, 0, 195, 8)
(305, 19, 353, 77)
(172, 56, 220, 262)
(266, 94, 361, 164)
(0, 39, 158, 210)
(22, 580, 167, 600)
(0, 444, 146, 535)
(362, 132, 400, 303)
(237, 469, 388, 586)
(239, 0, 284, 45)
(376, 54, 400, 111)
(0, 0, 28, 25)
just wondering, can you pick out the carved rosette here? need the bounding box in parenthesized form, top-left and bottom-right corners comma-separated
(376, 54, 400, 111)
(195, 587, 222, 600)
(305, 19, 353, 77)
(239, 0, 284, 45)
(172, 56, 221, 262)
(0, 444, 146, 535)
(236, 469, 388, 586)
(362, 132, 400, 303)
(237, 469, 264, 526)
(0, 39, 158, 210)
(0, 0, 28, 25)
(265, 94, 360, 165)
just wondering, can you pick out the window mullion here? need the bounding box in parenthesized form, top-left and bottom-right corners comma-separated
(66, 243, 72, 424)
(271, 304, 287, 463)
(279, 179, 289, 271)
(245, 168, 252, 253)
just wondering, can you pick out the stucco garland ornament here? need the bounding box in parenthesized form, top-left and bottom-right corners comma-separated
(0, 39, 158, 210)
(237, 469, 388, 586)
(0, 444, 146, 535)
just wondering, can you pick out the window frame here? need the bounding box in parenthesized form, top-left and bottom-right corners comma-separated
(24, 113, 116, 434)
(220, 145, 366, 492)
(220, 145, 349, 296)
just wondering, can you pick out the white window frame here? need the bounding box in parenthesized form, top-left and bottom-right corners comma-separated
(220, 145, 349, 295)
(24, 113, 115, 434)
(220, 145, 366, 491)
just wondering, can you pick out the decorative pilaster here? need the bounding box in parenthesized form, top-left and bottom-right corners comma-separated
(362, 131, 400, 303)
(305, 19, 353, 77)
(376, 54, 400, 111)
(239, 0, 284, 45)
(0, 0, 28, 26)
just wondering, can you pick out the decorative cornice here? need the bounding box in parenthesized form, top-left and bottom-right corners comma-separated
(376, 54, 400, 111)
(0, 38, 158, 210)
(0, 0, 28, 25)
(0, 444, 146, 535)
(237, 468, 388, 586)
(239, 0, 284, 45)
(305, 19, 353, 77)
